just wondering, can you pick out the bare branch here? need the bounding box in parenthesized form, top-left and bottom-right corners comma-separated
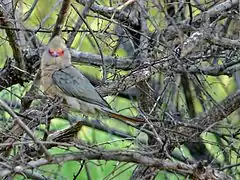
(0, 146, 231, 179)
(51, 0, 71, 38)
(0, 3, 25, 69)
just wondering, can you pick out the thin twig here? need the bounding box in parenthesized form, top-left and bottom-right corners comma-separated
(67, 0, 95, 47)
(0, 99, 52, 161)
(71, 4, 106, 82)
(0, 147, 230, 179)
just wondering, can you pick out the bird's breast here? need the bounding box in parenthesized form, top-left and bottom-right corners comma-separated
(41, 65, 100, 116)
(41, 65, 63, 97)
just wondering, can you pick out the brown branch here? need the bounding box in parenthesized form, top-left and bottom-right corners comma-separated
(71, 49, 140, 70)
(51, 0, 71, 38)
(0, 4, 25, 69)
(0, 146, 231, 179)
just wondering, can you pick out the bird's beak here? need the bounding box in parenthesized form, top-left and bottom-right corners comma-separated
(49, 49, 60, 57)
(48, 48, 64, 57)
(52, 51, 60, 57)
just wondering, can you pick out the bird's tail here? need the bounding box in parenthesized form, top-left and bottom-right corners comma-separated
(101, 108, 144, 123)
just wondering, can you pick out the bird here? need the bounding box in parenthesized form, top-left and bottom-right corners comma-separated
(40, 36, 143, 123)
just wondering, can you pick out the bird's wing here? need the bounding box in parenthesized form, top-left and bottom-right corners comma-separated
(52, 66, 110, 109)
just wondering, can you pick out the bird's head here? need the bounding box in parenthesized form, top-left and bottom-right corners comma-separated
(47, 36, 66, 57)
(41, 36, 71, 68)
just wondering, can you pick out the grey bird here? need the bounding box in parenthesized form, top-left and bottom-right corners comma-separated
(40, 36, 143, 123)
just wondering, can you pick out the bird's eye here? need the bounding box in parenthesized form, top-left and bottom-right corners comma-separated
(48, 48, 55, 55)
(48, 48, 64, 57)
(56, 48, 64, 56)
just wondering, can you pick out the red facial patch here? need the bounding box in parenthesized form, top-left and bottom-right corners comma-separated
(48, 48, 64, 57)
(56, 48, 64, 56)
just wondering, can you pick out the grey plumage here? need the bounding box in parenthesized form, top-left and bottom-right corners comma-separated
(40, 36, 143, 123)
(52, 66, 110, 109)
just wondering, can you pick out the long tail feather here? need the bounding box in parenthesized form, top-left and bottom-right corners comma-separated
(101, 108, 144, 123)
